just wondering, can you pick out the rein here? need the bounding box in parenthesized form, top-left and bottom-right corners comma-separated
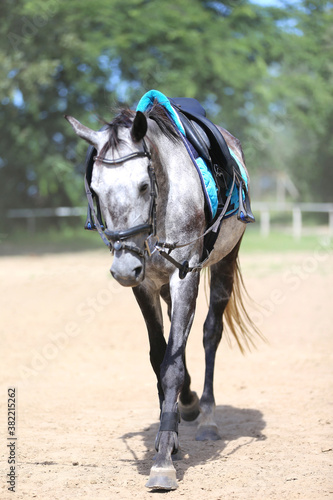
(85, 139, 235, 279)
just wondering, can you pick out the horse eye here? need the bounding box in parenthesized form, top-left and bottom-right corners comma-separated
(139, 182, 149, 194)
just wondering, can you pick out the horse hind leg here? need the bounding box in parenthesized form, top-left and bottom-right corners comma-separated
(177, 354, 200, 422)
(196, 241, 240, 441)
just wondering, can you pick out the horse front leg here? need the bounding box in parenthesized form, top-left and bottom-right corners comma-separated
(146, 271, 200, 490)
(132, 284, 166, 409)
(160, 284, 200, 422)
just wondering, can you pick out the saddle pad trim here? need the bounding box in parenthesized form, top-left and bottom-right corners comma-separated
(136, 89, 185, 135)
(225, 149, 248, 215)
(181, 135, 218, 219)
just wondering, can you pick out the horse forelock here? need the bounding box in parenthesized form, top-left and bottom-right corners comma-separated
(100, 108, 135, 156)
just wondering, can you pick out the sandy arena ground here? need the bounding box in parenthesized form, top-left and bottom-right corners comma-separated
(1, 244, 332, 499)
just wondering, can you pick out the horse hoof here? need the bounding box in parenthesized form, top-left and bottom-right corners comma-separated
(145, 467, 178, 490)
(178, 391, 200, 422)
(196, 424, 221, 441)
(153, 449, 183, 462)
(172, 448, 183, 461)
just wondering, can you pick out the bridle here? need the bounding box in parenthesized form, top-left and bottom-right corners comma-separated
(85, 139, 158, 259)
(85, 137, 236, 279)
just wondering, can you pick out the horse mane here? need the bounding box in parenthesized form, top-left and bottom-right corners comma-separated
(100, 101, 181, 156)
(147, 101, 181, 143)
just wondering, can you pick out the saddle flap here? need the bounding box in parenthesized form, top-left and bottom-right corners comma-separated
(176, 111, 212, 169)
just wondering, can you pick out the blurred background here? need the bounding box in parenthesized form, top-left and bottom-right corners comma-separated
(1, 0, 332, 253)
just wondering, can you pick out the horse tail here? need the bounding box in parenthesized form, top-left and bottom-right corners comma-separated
(224, 257, 264, 354)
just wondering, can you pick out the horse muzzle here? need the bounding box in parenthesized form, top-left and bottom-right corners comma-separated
(110, 250, 145, 287)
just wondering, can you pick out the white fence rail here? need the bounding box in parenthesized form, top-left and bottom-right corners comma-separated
(7, 203, 333, 239)
(7, 207, 86, 233)
(252, 202, 333, 239)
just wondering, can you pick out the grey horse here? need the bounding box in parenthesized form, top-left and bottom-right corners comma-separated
(65, 101, 258, 490)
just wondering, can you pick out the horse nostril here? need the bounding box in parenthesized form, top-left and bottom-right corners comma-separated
(134, 265, 143, 279)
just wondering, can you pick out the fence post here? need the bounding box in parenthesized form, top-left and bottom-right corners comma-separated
(260, 210, 270, 237)
(292, 206, 302, 240)
(329, 209, 333, 236)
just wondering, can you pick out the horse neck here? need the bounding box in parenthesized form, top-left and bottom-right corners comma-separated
(148, 128, 206, 241)
(149, 129, 198, 188)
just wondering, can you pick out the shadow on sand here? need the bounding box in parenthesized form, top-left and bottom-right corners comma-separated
(120, 404, 266, 483)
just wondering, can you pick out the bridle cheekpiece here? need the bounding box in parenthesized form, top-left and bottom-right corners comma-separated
(85, 139, 158, 259)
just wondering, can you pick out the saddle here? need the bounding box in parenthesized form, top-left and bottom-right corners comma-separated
(83, 93, 255, 237)
(169, 97, 255, 224)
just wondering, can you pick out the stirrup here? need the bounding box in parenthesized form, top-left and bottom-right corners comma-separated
(237, 181, 255, 224)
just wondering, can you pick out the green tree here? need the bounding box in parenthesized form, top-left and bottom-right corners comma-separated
(246, 0, 333, 201)
(0, 0, 332, 233)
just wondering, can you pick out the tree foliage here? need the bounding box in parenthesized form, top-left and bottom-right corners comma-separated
(0, 0, 332, 227)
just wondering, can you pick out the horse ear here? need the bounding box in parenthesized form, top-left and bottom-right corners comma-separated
(64, 115, 101, 148)
(131, 111, 147, 142)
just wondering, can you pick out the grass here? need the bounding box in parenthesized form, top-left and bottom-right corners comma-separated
(0, 225, 102, 256)
(0, 223, 331, 256)
(241, 228, 332, 253)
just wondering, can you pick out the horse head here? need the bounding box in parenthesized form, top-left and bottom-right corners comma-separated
(66, 111, 154, 287)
